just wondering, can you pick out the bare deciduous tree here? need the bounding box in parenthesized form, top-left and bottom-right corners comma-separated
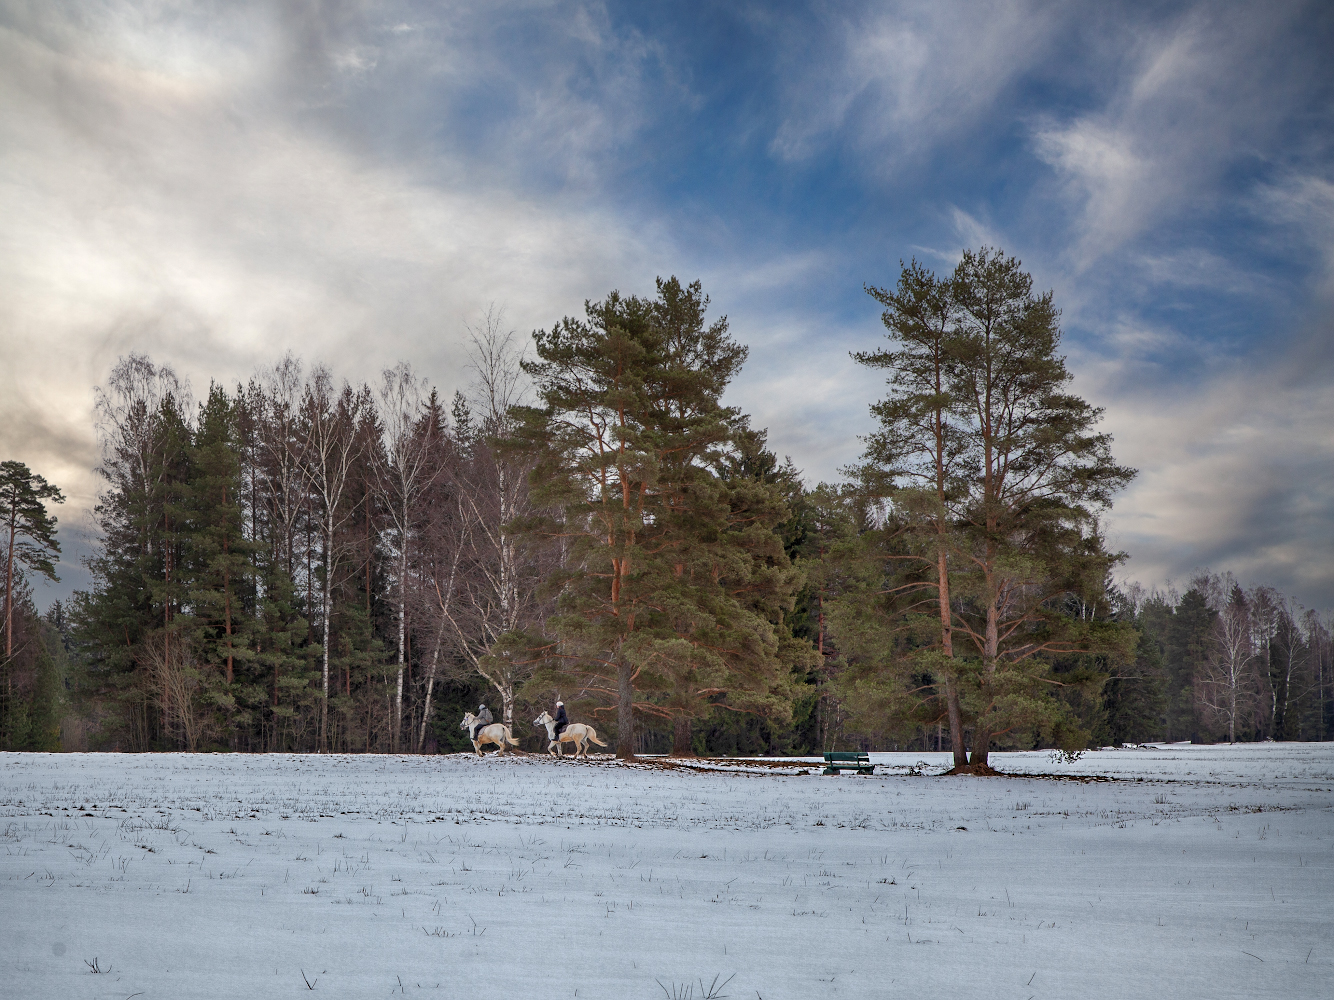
(371, 363, 446, 751)
(253, 354, 308, 580)
(1197, 576, 1257, 743)
(140, 630, 212, 751)
(436, 310, 541, 731)
(300, 367, 367, 749)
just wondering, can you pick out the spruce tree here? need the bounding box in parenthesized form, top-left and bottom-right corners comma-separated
(77, 356, 195, 747)
(1164, 588, 1214, 741)
(188, 384, 258, 689)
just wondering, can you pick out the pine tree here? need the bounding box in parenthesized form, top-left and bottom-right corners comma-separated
(1, 460, 65, 662)
(509, 277, 811, 758)
(852, 260, 971, 766)
(942, 249, 1136, 768)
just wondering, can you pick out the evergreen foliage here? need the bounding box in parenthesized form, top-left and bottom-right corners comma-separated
(4, 256, 1331, 755)
(507, 277, 813, 758)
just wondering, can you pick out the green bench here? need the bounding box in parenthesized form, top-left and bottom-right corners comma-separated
(823, 751, 874, 775)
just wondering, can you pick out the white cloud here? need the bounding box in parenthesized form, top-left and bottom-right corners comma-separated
(1088, 328, 1334, 609)
(1031, 4, 1313, 269)
(1034, 120, 1151, 256)
(0, 3, 673, 588)
(1254, 173, 1334, 296)
(3, 1, 1331, 616)
(769, 2, 1060, 166)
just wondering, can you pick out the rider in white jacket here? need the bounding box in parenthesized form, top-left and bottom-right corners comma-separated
(471, 703, 493, 742)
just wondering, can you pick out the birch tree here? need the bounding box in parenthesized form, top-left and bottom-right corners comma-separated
(253, 355, 308, 581)
(1199, 580, 1256, 743)
(440, 315, 539, 731)
(300, 367, 367, 749)
(90, 355, 194, 742)
(371, 363, 444, 751)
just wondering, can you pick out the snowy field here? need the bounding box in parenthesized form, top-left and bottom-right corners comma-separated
(2, 745, 1332, 999)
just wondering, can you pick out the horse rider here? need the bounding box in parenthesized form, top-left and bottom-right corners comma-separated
(552, 700, 569, 742)
(470, 703, 493, 743)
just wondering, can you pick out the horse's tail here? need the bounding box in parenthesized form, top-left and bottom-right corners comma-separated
(505, 727, 520, 746)
(587, 729, 608, 747)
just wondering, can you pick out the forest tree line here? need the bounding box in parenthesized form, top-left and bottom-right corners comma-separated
(2, 256, 1331, 759)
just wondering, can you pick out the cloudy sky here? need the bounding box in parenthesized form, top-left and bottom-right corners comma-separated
(2, 1, 1332, 609)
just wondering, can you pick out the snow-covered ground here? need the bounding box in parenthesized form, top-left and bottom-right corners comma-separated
(2, 744, 1331, 999)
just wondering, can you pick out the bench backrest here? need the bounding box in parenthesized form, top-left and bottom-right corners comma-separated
(823, 751, 868, 762)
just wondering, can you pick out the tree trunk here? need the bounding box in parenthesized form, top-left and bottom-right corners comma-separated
(1229, 681, 1236, 744)
(937, 546, 968, 768)
(945, 677, 967, 767)
(616, 658, 635, 759)
(970, 577, 1000, 769)
(4, 519, 14, 660)
(223, 565, 233, 685)
(672, 714, 694, 756)
(320, 513, 332, 752)
(418, 644, 439, 753)
(162, 518, 172, 737)
(395, 545, 406, 753)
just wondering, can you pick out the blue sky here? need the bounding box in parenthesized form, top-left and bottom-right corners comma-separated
(2, 1, 1332, 608)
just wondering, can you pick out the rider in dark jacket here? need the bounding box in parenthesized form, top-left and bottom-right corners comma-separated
(471, 703, 493, 742)
(552, 701, 568, 741)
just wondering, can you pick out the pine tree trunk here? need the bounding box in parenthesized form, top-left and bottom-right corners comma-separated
(937, 545, 968, 768)
(4, 519, 14, 660)
(672, 715, 694, 756)
(970, 577, 1000, 769)
(224, 562, 233, 685)
(945, 677, 967, 767)
(616, 658, 635, 759)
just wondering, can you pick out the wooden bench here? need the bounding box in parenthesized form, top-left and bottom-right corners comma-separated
(823, 751, 874, 775)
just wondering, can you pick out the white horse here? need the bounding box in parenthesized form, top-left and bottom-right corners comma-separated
(534, 710, 607, 759)
(460, 712, 520, 756)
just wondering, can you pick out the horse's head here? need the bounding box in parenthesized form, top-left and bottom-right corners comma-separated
(534, 711, 552, 727)
(459, 713, 475, 730)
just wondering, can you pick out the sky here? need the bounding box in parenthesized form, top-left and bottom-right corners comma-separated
(2, 1, 1332, 610)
